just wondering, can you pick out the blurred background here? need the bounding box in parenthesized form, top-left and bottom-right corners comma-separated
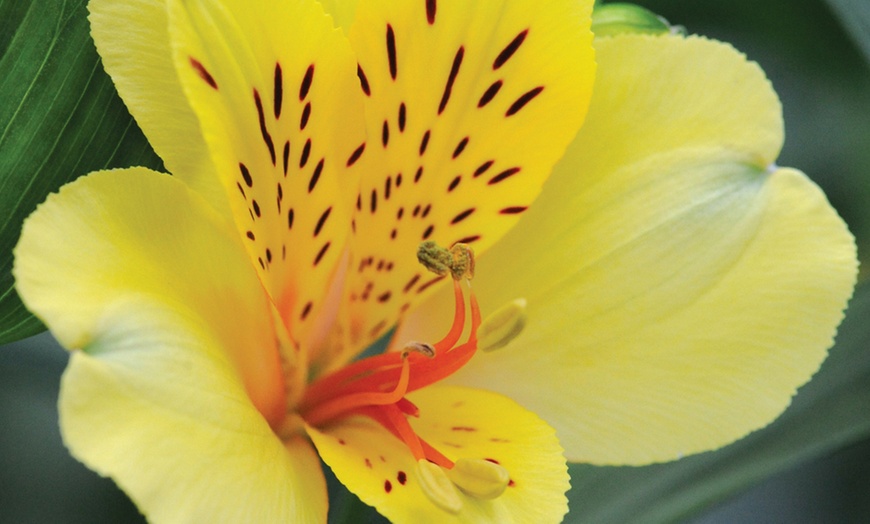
(1, 0, 869, 522)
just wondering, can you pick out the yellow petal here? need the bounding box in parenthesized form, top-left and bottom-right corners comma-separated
(307, 385, 569, 523)
(13, 168, 286, 426)
(168, 0, 366, 346)
(88, 0, 229, 217)
(398, 35, 858, 464)
(60, 299, 326, 523)
(334, 0, 596, 362)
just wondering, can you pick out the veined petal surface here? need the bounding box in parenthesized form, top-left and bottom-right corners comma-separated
(13, 168, 286, 427)
(334, 0, 596, 363)
(88, 0, 228, 216)
(169, 0, 366, 347)
(308, 385, 569, 523)
(398, 35, 858, 464)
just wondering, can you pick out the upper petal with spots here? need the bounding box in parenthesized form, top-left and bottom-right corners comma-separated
(330, 0, 596, 364)
(168, 0, 367, 348)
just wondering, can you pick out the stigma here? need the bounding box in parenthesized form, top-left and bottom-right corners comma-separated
(298, 243, 510, 511)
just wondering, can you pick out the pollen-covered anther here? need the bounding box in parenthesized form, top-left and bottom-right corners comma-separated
(416, 459, 463, 514)
(478, 298, 527, 352)
(417, 241, 475, 280)
(447, 458, 511, 499)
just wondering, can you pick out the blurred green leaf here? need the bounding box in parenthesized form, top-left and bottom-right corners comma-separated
(567, 282, 870, 523)
(0, 0, 162, 343)
(824, 0, 870, 64)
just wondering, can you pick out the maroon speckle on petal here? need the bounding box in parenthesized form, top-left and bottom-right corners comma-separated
(384, 480, 393, 493)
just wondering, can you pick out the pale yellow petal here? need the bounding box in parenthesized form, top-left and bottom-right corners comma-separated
(60, 299, 326, 523)
(307, 385, 568, 523)
(13, 168, 286, 425)
(88, 0, 229, 216)
(398, 35, 857, 464)
(168, 0, 366, 347)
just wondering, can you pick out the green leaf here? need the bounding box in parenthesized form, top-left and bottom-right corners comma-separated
(824, 0, 870, 64)
(566, 282, 870, 523)
(0, 0, 162, 343)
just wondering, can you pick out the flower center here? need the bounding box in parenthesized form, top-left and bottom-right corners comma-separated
(298, 243, 509, 508)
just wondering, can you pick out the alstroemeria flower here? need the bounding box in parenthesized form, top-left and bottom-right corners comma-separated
(12, 0, 856, 522)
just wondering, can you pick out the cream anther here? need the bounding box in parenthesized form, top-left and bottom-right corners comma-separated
(478, 298, 527, 352)
(417, 459, 463, 514)
(417, 241, 475, 280)
(447, 458, 510, 499)
(402, 341, 436, 358)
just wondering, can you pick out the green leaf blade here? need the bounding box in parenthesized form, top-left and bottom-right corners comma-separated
(0, 0, 162, 343)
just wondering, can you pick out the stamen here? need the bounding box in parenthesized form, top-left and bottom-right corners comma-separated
(417, 459, 463, 514)
(478, 298, 527, 352)
(447, 458, 510, 499)
(417, 241, 475, 280)
(303, 357, 410, 426)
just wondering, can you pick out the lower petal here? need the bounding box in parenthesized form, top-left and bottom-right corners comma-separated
(60, 299, 326, 523)
(307, 385, 569, 523)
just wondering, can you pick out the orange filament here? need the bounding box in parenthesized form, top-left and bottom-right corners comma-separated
(299, 279, 477, 469)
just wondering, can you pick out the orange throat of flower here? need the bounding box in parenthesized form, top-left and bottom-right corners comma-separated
(299, 277, 479, 470)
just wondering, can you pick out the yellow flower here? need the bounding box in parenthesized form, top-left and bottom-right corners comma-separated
(11, 0, 857, 522)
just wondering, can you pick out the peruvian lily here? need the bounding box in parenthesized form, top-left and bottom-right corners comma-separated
(12, 0, 857, 522)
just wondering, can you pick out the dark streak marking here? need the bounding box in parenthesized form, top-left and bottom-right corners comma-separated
(356, 193, 362, 211)
(413, 205, 421, 217)
(253, 89, 277, 165)
(422, 204, 431, 218)
(451, 208, 474, 224)
(454, 234, 481, 244)
(314, 207, 332, 237)
(506, 86, 544, 116)
(439, 46, 464, 114)
(239, 163, 253, 187)
(252, 199, 261, 217)
(419, 130, 430, 155)
(417, 275, 445, 293)
(426, 0, 436, 24)
(300, 102, 311, 130)
(299, 64, 314, 101)
(273, 62, 283, 118)
(384, 479, 393, 493)
(452, 137, 469, 159)
(282, 141, 290, 176)
(382, 120, 390, 148)
(287, 208, 295, 229)
(489, 167, 521, 185)
(258, 257, 265, 270)
(414, 166, 423, 183)
(386, 25, 398, 80)
(236, 182, 246, 198)
(478, 80, 503, 107)
(494, 29, 528, 70)
(300, 139, 311, 168)
(370, 189, 378, 214)
(246, 230, 255, 240)
(398, 102, 407, 132)
(390, 228, 397, 240)
(451, 426, 477, 432)
(398, 471, 407, 485)
(396, 172, 403, 186)
(189, 57, 217, 89)
(397, 207, 404, 219)
(378, 291, 392, 303)
(422, 224, 434, 240)
(404, 274, 421, 293)
(357, 64, 371, 96)
(500, 206, 528, 214)
(347, 143, 366, 167)
(474, 160, 494, 177)
(447, 175, 461, 192)
(314, 242, 331, 266)
(309, 159, 324, 193)
(266, 248, 272, 263)
(385, 176, 392, 200)
(301, 301, 313, 320)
